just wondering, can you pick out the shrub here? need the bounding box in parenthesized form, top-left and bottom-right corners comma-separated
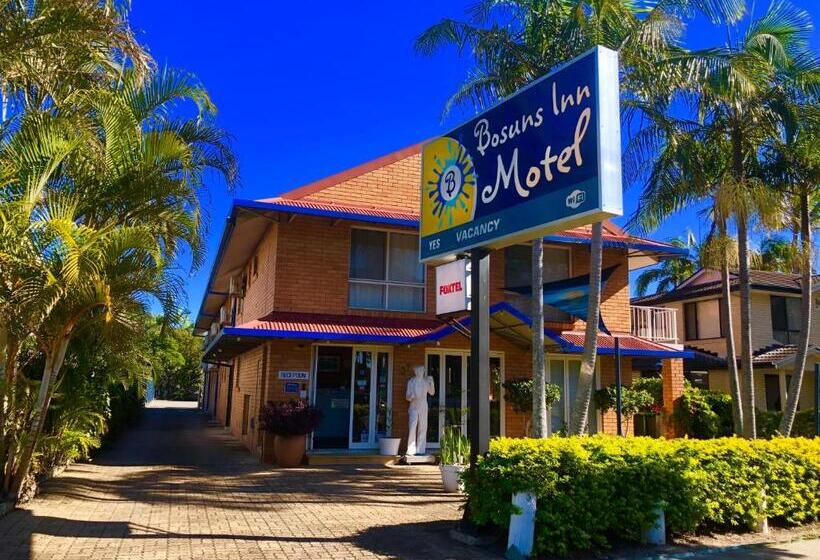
(502, 378, 561, 413)
(463, 436, 820, 557)
(594, 384, 656, 417)
(672, 386, 733, 438)
(758, 409, 817, 439)
(259, 400, 322, 436)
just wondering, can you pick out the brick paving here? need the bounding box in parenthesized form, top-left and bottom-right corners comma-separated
(0, 401, 500, 560)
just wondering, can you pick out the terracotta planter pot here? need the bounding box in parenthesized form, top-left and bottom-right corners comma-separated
(262, 432, 277, 465)
(274, 434, 306, 467)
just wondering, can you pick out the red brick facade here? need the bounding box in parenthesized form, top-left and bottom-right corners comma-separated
(200, 146, 685, 456)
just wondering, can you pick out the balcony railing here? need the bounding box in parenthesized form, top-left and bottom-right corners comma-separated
(631, 306, 678, 344)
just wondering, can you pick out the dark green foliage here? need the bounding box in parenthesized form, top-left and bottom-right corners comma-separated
(464, 436, 820, 557)
(594, 384, 656, 417)
(758, 409, 817, 439)
(148, 317, 203, 401)
(672, 385, 734, 439)
(259, 400, 323, 436)
(502, 378, 561, 413)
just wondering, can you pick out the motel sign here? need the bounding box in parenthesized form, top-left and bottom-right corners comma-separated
(419, 46, 623, 261)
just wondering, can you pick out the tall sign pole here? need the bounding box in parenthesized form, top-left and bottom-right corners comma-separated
(615, 336, 623, 436)
(421, 46, 623, 467)
(468, 249, 491, 465)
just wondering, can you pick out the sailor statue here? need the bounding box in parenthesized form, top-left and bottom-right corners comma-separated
(405, 364, 435, 455)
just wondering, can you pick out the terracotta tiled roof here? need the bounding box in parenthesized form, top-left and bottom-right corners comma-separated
(241, 198, 686, 255)
(249, 197, 418, 224)
(633, 269, 806, 306)
(210, 303, 689, 358)
(230, 311, 443, 343)
(555, 331, 685, 355)
(753, 344, 798, 365)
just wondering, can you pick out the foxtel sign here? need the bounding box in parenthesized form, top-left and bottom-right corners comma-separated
(419, 46, 623, 262)
(436, 259, 470, 315)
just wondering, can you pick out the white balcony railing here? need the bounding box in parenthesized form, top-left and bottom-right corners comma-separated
(631, 306, 678, 344)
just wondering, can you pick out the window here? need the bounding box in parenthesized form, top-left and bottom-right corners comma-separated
(683, 299, 723, 340)
(549, 357, 595, 434)
(770, 296, 801, 344)
(504, 244, 571, 322)
(764, 374, 781, 411)
(349, 229, 425, 311)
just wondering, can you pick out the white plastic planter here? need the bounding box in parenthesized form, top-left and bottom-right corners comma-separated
(378, 437, 401, 456)
(440, 464, 466, 492)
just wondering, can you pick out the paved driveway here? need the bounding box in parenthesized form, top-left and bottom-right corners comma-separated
(0, 401, 498, 560)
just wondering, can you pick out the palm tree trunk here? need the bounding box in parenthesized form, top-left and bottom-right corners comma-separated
(9, 336, 70, 502)
(737, 217, 756, 439)
(779, 186, 812, 435)
(718, 224, 743, 435)
(531, 239, 547, 438)
(1, 337, 20, 497)
(569, 222, 603, 435)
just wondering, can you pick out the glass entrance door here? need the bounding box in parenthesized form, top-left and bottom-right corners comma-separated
(426, 351, 503, 447)
(313, 346, 353, 449)
(349, 349, 391, 449)
(313, 346, 390, 450)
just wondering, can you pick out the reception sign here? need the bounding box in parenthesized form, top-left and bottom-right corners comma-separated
(419, 46, 623, 261)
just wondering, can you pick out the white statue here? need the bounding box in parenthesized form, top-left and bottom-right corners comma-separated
(406, 364, 435, 455)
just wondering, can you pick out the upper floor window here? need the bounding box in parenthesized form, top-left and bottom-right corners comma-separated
(349, 229, 425, 312)
(683, 298, 724, 341)
(504, 244, 570, 322)
(770, 295, 801, 344)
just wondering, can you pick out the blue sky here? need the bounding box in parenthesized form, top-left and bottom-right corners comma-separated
(128, 1, 820, 318)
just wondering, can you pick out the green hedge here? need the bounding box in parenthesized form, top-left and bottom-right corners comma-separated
(464, 436, 820, 556)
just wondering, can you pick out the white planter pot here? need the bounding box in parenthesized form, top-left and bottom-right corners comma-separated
(378, 437, 401, 456)
(440, 464, 467, 493)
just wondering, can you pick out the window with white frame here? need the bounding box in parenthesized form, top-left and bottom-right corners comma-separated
(548, 356, 596, 434)
(349, 229, 425, 312)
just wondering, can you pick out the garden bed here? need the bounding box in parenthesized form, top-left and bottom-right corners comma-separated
(464, 436, 820, 557)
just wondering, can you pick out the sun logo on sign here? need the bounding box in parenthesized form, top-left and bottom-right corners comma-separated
(421, 137, 477, 236)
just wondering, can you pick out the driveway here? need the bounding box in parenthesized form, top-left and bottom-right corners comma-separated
(0, 401, 498, 560)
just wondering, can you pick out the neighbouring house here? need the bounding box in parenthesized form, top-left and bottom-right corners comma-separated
(194, 143, 691, 460)
(632, 269, 819, 413)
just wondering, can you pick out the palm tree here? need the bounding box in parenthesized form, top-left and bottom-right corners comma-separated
(631, 0, 815, 438)
(750, 236, 801, 272)
(0, 0, 151, 122)
(635, 238, 698, 296)
(0, 69, 237, 502)
(417, 0, 742, 435)
(762, 100, 819, 435)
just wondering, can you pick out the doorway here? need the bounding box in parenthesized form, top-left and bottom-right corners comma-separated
(312, 345, 392, 449)
(424, 350, 504, 447)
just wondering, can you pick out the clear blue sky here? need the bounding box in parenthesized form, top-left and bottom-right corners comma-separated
(128, 1, 820, 318)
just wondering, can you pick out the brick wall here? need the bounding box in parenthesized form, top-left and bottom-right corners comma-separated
(301, 153, 422, 212)
(236, 224, 278, 326)
(661, 358, 685, 438)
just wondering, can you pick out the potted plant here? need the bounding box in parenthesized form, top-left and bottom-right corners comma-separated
(377, 406, 401, 456)
(259, 400, 323, 467)
(502, 378, 561, 435)
(439, 425, 470, 492)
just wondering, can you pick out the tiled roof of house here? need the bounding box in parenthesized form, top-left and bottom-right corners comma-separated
(752, 344, 799, 366)
(229, 311, 443, 343)
(238, 197, 688, 256)
(633, 269, 806, 306)
(205, 303, 690, 359)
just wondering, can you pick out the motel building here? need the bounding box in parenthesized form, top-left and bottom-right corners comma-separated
(195, 143, 691, 462)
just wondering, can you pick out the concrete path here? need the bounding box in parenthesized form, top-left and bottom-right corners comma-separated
(0, 401, 497, 560)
